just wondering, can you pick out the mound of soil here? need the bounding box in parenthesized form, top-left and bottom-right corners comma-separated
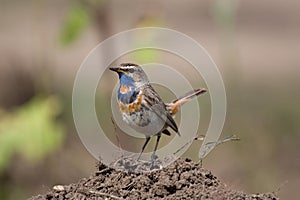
(29, 158, 278, 200)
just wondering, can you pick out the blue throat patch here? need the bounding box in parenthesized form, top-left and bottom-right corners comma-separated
(117, 73, 139, 104)
(118, 73, 134, 86)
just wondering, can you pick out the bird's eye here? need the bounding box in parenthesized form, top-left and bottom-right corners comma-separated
(128, 68, 135, 73)
(120, 67, 135, 73)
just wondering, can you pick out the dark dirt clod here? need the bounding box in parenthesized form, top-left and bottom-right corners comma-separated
(29, 158, 279, 200)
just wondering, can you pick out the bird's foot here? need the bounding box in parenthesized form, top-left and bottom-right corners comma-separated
(151, 153, 158, 161)
(136, 153, 143, 162)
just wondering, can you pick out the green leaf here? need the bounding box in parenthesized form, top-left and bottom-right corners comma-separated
(0, 96, 65, 173)
(133, 48, 159, 64)
(131, 17, 164, 64)
(59, 5, 89, 45)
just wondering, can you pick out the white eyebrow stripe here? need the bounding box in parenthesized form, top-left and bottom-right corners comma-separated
(120, 66, 135, 69)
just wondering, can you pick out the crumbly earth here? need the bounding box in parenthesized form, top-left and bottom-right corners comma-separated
(29, 158, 278, 200)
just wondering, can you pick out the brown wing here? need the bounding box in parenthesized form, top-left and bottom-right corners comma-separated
(142, 84, 180, 135)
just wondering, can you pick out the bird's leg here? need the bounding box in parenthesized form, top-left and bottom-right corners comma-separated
(151, 133, 161, 161)
(137, 136, 151, 161)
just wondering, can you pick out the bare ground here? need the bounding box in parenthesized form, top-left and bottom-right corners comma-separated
(29, 158, 278, 200)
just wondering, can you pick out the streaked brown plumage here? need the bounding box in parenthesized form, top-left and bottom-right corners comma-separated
(110, 63, 207, 161)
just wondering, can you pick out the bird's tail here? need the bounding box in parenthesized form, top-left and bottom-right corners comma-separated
(166, 88, 207, 116)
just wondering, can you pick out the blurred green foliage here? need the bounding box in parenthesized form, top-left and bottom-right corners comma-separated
(59, 1, 163, 64)
(59, 5, 90, 45)
(132, 17, 164, 64)
(133, 49, 158, 64)
(212, 0, 236, 30)
(0, 96, 64, 173)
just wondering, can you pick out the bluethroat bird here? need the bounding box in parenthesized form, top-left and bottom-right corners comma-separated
(110, 63, 206, 161)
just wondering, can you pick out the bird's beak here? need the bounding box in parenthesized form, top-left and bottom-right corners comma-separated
(109, 67, 119, 72)
(109, 67, 127, 74)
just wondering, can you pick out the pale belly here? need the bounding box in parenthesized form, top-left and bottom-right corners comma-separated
(121, 107, 166, 137)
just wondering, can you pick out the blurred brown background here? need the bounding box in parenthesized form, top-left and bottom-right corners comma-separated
(0, 0, 299, 199)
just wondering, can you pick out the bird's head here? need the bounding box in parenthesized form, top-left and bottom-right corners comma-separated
(109, 63, 149, 87)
